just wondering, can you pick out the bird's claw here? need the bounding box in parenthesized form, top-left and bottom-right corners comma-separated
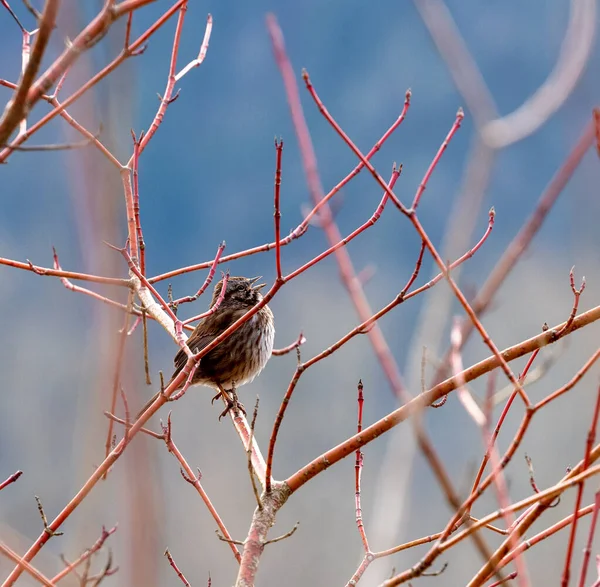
(217, 389, 246, 421)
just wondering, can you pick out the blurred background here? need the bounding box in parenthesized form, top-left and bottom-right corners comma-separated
(1, 0, 600, 585)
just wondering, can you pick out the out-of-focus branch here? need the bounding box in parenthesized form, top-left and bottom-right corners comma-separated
(482, 0, 596, 148)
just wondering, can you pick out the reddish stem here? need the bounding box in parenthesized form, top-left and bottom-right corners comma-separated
(469, 331, 536, 505)
(131, 4, 211, 161)
(266, 168, 402, 489)
(411, 108, 464, 210)
(271, 331, 306, 356)
(562, 382, 600, 586)
(51, 525, 117, 582)
(170, 242, 226, 306)
(300, 69, 406, 214)
(535, 347, 600, 411)
(181, 271, 229, 325)
(292, 89, 412, 237)
(487, 572, 518, 587)
(52, 247, 133, 311)
(0, 470, 22, 491)
(519, 348, 541, 382)
(0, 256, 129, 285)
(556, 266, 586, 338)
(499, 503, 596, 575)
(400, 239, 426, 297)
(284, 166, 401, 282)
(274, 138, 284, 280)
(162, 415, 241, 563)
(164, 548, 191, 586)
(578, 490, 600, 587)
(354, 380, 369, 552)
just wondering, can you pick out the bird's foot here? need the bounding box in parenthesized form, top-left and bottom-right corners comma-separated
(213, 386, 246, 420)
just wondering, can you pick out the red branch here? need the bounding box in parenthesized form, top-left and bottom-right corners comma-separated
(162, 414, 241, 562)
(411, 108, 464, 210)
(562, 382, 600, 586)
(165, 548, 191, 586)
(578, 490, 600, 587)
(52, 525, 118, 583)
(556, 266, 586, 337)
(265, 166, 404, 491)
(52, 247, 132, 312)
(181, 271, 229, 326)
(274, 138, 284, 280)
(0, 256, 129, 285)
(271, 331, 306, 356)
(354, 380, 369, 552)
(0, 470, 22, 491)
(134, 1, 188, 158)
(170, 242, 226, 307)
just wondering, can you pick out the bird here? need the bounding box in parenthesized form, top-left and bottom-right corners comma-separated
(138, 275, 275, 419)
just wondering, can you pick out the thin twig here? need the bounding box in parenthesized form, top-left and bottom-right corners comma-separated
(52, 525, 117, 583)
(35, 496, 63, 537)
(271, 331, 306, 356)
(263, 522, 299, 545)
(562, 381, 600, 586)
(0, 470, 22, 491)
(578, 489, 600, 587)
(169, 242, 226, 307)
(164, 548, 190, 587)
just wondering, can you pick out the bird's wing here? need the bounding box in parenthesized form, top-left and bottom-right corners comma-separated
(172, 309, 242, 378)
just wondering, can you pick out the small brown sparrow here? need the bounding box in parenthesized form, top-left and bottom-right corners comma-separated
(138, 276, 275, 419)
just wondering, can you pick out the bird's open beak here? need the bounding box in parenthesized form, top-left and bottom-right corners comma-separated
(249, 276, 267, 291)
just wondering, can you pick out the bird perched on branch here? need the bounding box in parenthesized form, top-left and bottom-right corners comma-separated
(138, 275, 274, 419)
